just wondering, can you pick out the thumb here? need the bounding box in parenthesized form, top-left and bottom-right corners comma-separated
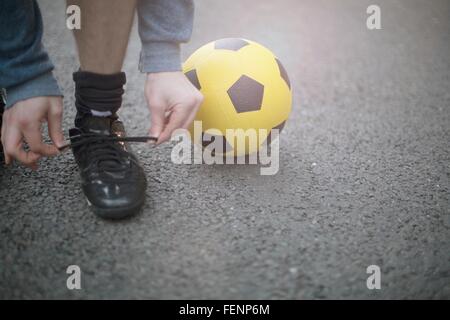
(47, 102, 65, 148)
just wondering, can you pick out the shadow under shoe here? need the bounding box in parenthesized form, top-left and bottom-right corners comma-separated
(69, 114, 147, 219)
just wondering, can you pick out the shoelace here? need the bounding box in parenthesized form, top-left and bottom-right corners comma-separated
(59, 133, 157, 172)
(59, 133, 157, 152)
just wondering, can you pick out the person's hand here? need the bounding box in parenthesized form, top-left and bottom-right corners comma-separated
(1, 96, 65, 170)
(144, 71, 203, 145)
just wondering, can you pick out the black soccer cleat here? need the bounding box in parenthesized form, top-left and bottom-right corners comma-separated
(69, 114, 147, 219)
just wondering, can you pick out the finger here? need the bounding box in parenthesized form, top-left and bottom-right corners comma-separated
(181, 105, 200, 130)
(157, 106, 190, 145)
(1, 116, 16, 166)
(4, 126, 40, 168)
(1, 112, 5, 139)
(47, 102, 65, 148)
(23, 123, 59, 157)
(4, 152, 12, 165)
(2, 120, 13, 165)
(148, 105, 166, 141)
(2, 140, 11, 165)
(180, 92, 202, 129)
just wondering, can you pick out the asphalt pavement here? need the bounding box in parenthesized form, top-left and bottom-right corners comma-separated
(0, 0, 449, 299)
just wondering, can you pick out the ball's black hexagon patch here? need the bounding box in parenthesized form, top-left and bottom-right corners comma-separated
(275, 58, 291, 90)
(185, 69, 201, 90)
(227, 75, 264, 113)
(202, 133, 233, 155)
(214, 38, 249, 51)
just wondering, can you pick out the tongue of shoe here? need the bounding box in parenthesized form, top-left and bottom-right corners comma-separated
(80, 116, 113, 135)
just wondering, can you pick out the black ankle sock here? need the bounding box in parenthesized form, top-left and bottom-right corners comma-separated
(73, 70, 126, 126)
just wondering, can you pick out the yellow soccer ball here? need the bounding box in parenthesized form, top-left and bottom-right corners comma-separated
(183, 38, 292, 157)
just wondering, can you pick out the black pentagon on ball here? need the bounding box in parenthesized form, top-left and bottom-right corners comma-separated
(185, 69, 201, 90)
(227, 75, 264, 113)
(275, 58, 291, 89)
(214, 38, 249, 51)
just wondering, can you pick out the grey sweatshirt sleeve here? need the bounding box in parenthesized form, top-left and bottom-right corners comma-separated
(137, 0, 194, 73)
(0, 0, 61, 109)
